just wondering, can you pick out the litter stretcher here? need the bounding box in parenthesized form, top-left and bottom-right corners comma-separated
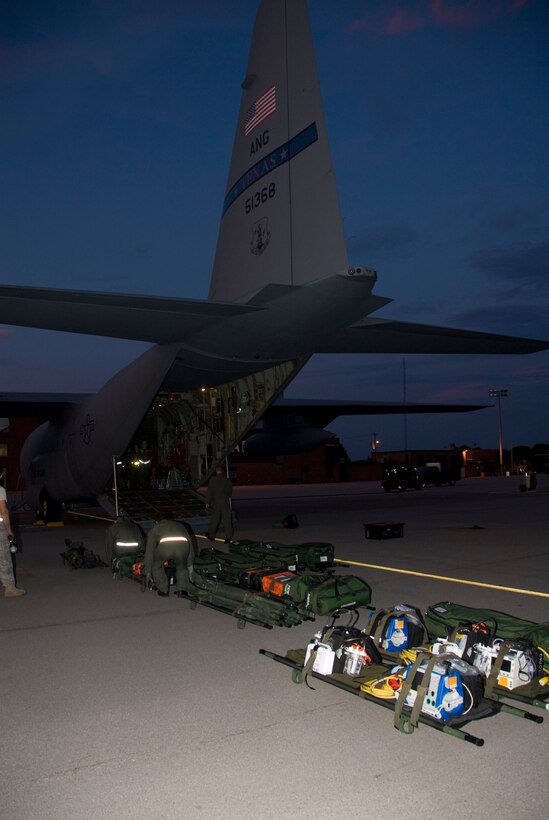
(260, 607, 546, 745)
(111, 538, 373, 629)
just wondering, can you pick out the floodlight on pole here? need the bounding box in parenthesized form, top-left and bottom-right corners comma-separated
(488, 389, 508, 475)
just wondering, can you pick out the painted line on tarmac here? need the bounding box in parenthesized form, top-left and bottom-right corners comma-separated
(336, 558, 549, 598)
(66, 510, 113, 523)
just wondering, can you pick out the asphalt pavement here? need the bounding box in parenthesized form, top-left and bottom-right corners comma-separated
(1, 476, 548, 819)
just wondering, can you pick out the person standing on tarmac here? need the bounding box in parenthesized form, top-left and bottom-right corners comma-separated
(206, 465, 234, 543)
(0, 485, 26, 598)
(144, 516, 195, 596)
(105, 516, 145, 564)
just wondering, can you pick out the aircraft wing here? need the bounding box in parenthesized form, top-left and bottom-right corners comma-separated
(315, 317, 549, 355)
(269, 397, 489, 429)
(0, 285, 262, 343)
(1, 391, 488, 425)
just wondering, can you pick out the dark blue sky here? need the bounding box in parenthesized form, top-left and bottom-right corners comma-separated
(1, 0, 548, 458)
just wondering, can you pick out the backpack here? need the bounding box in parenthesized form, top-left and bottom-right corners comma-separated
(367, 604, 428, 653)
(60, 539, 108, 569)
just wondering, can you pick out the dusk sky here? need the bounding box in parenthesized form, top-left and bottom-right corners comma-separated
(1, 0, 548, 460)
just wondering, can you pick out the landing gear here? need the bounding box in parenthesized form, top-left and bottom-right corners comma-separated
(37, 491, 64, 525)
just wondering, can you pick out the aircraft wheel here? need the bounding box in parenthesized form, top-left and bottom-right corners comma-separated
(39, 491, 63, 524)
(292, 669, 303, 685)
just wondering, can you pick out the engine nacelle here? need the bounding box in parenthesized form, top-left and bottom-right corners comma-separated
(19, 422, 84, 508)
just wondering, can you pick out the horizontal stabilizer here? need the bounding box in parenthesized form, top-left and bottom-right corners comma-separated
(0, 285, 261, 343)
(316, 317, 549, 355)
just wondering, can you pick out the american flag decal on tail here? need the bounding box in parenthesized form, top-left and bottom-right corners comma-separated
(244, 86, 276, 136)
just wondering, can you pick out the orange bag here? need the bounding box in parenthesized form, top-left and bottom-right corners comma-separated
(261, 571, 297, 597)
(132, 561, 145, 578)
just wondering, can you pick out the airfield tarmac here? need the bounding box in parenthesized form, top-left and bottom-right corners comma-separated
(1, 476, 548, 819)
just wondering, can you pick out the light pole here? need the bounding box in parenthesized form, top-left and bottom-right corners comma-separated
(488, 389, 508, 475)
(371, 433, 380, 457)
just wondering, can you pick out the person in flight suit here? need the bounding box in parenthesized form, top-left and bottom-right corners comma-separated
(144, 516, 195, 596)
(0, 483, 26, 597)
(129, 441, 154, 490)
(105, 516, 145, 564)
(206, 465, 234, 543)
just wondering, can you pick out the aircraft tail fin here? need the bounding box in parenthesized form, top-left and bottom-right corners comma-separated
(208, 0, 348, 303)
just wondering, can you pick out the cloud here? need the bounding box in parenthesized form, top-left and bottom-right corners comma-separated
(477, 202, 549, 238)
(430, 0, 504, 28)
(450, 301, 549, 337)
(348, 223, 419, 260)
(468, 242, 549, 286)
(349, 3, 427, 35)
(349, 0, 534, 36)
(0, 33, 114, 84)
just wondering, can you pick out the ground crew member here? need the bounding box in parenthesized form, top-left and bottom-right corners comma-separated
(144, 517, 194, 596)
(129, 441, 153, 489)
(206, 465, 234, 543)
(0, 485, 26, 597)
(105, 516, 145, 563)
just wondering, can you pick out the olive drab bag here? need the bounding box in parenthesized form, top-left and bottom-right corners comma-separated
(305, 574, 372, 615)
(425, 601, 549, 672)
(229, 539, 335, 571)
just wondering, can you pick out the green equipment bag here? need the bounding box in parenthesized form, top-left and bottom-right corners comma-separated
(229, 540, 300, 571)
(61, 539, 108, 569)
(230, 540, 335, 570)
(289, 542, 335, 570)
(192, 547, 281, 583)
(305, 574, 372, 615)
(216, 551, 284, 583)
(192, 549, 223, 578)
(279, 571, 332, 604)
(112, 553, 143, 578)
(425, 601, 549, 672)
(229, 540, 287, 557)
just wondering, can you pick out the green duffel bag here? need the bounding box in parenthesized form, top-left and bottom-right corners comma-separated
(306, 574, 372, 615)
(192, 550, 223, 578)
(112, 553, 143, 577)
(289, 542, 335, 570)
(231, 541, 301, 571)
(243, 541, 335, 571)
(229, 539, 287, 556)
(280, 571, 332, 604)
(229, 540, 335, 571)
(216, 551, 283, 583)
(425, 601, 549, 670)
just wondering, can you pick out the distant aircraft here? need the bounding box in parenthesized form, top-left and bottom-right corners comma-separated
(0, 0, 547, 519)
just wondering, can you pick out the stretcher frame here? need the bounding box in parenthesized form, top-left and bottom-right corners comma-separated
(259, 648, 544, 746)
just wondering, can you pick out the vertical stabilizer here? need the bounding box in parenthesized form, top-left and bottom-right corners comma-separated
(209, 0, 348, 302)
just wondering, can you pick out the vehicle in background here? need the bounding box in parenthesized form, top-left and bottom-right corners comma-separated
(381, 466, 425, 492)
(415, 465, 457, 486)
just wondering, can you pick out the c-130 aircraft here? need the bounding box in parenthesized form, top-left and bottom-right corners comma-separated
(0, 0, 547, 520)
